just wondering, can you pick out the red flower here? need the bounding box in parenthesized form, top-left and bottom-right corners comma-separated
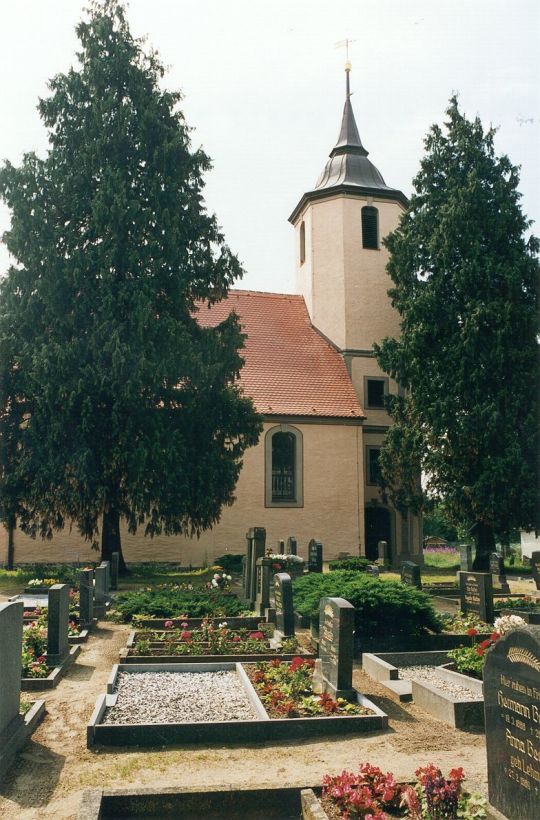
(180, 630, 192, 641)
(466, 628, 478, 637)
(490, 632, 501, 642)
(232, 635, 241, 642)
(478, 639, 492, 650)
(248, 631, 265, 641)
(475, 646, 485, 657)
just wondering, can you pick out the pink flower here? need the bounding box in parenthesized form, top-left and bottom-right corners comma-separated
(180, 630, 192, 641)
(181, 621, 189, 628)
(249, 631, 265, 641)
(164, 620, 173, 628)
(232, 635, 241, 642)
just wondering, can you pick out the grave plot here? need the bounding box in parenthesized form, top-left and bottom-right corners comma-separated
(495, 596, 540, 624)
(0, 602, 45, 780)
(21, 584, 81, 691)
(120, 619, 314, 664)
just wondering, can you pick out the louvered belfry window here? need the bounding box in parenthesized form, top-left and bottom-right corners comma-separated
(362, 206, 378, 249)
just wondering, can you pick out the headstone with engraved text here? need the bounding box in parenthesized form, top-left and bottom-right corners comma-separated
(255, 557, 273, 617)
(490, 552, 510, 593)
(459, 544, 473, 572)
(377, 540, 389, 566)
(318, 597, 355, 699)
(308, 539, 323, 573)
(286, 536, 297, 556)
(459, 571, 494, 623)
(47, 584, 70, 664)
(0, 601, 24, 740)
(79, 568, 94, 628)
(483, 626, 540, 820)
(273, 573, 295, 638)
(249, 527, 266, 605)
(401, 561, 422, 589)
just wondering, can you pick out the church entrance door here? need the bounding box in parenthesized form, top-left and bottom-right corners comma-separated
(365, 507, 391, 561)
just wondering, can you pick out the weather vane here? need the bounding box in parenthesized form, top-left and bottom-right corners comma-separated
(335, 38, 356, 96)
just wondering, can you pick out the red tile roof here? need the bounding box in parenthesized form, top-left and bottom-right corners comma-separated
(195, 290, 365, 419)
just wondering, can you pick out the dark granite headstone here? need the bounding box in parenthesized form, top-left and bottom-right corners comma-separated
(244, 530, 253, 598)
(377, 540, 389, 566)
(277, 539, 285, 554)
(0, 601, 24, 737)
(483, 627, 540, 820)
(286, 536, 297, 556)
(319, 597, 355, 699)
(459, 544, 473, 572)
(490, 551, 510, 593)
(459, 571, 494, 623)
(94, 565, 108, 617)
(249, 527, 266, 604)
(79, 568, 94, 628)
(241, 555, 247, 592)
(110, 552, 119, 591)
(366, 564, 380, 577)
(530, 550, 540, 591)
(273, 573, 294, 637)
(401, 561, 422, 589)
(255, 557, 272, 617)
(47, 583, 70, 664)
(99, 561, 111, 592)
(308, 539, 323, 573)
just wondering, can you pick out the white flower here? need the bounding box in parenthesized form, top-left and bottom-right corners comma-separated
(268, 554, 304, 563)
(213, 573, 220, 580)
(226, 575, 232, 581)
(494, 614, 526, 634)
(218, 622, 228, 628)
(211, 579, 218, 587)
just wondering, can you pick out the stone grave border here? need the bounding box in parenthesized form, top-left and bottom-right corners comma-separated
(21, 644, 81, 691)
(20, 611, 92, 644)
(77, 785, 310, 820)
(0, 700, 46, 781)
(362, 650, 484, 730)
(87, 662, 387, 747)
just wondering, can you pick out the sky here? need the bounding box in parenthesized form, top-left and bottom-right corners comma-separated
(0, 0, 539, 294)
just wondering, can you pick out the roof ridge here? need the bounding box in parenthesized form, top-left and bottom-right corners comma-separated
(227, 289, 304, 300)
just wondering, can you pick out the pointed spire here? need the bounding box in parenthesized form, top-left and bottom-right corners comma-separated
(330, 61, 368, 158)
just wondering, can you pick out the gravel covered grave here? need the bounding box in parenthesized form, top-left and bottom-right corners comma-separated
(398, 665, 483, 701)
(103, 670, 259, 724)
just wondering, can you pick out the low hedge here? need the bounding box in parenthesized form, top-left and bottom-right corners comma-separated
(292, 571, 441, 636)
(328, 557, 371, 572)
(113, 588, 247, 622)
(214, 554, 244, 574)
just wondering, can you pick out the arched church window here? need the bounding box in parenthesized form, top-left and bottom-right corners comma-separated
(362, 206, 379, 249)
(265, 425, 303, 507)
(299, 221, 306, 264)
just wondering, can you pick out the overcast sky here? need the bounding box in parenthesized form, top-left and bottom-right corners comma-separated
(1, 0, 538, 294)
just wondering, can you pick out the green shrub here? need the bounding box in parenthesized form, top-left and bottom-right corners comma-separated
(214, 554, 244, 574)
(328, 557, 371, 572)
(113, 588, 247, 622)
(292, 571, 441, 637)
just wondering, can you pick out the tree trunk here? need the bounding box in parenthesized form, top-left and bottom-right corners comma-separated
(472, 521, 495, 571)
(6, 516, 15, 570)
(101, 506, 128, 574)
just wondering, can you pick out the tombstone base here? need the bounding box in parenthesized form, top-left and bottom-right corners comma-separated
(322, 679, 357, 701)
(0, 701, 45, 779)
(46, 650, 69, 667)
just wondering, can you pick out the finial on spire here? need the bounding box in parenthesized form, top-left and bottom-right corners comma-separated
(335, 38, 355, 98)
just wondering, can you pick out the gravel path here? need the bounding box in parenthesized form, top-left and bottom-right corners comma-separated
(104, 670, 258, 724)
(399, 665, 483, 701)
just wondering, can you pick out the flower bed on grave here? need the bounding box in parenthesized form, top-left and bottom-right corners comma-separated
(22, 605, 86, 643)
(111, 583, 249, 623)
(121, 620, 314, 663)
(494, 596, 540, 624)
(447, 614, 526, 680)
(21, 618, 82, 688)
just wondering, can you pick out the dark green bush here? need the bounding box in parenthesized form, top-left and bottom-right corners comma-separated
(292, 571, 441, 636)
(328, 557, 371, 572)
(113, 588, 247, 622)
(214, 554, 244, 573)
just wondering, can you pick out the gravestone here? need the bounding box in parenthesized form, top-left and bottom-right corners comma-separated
(401, 561, 422, 589)
(47, 584, 70, 665)
(99, 561, 111, 592)
(273, 573, 295, 638)
(286, 536, 297, 556)
(529, 550, 540, 591)
(490, 552, 510, 593)
(94, 564, 108, 617)
(110, 552, 119, 591)
(308, 539, 323, 573)
(255, 557, 273, 617)
(249, 527, 266, 605)
(0, 601, 24, 738)
(483, 626, 540, 820)
(366, 564, 380, 578)
(319, 597, 356, 699)
(244, 530, 253, 598)
(277, 539, 285, 554)
(459, 571, 494, 623)
(241, 555, 247, 592)
(459, 543, 473, 572)
(377, 540, 389, 566)
(79, 569, 94, 628)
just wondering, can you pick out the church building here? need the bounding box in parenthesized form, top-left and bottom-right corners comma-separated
(2, 66, 422, 568)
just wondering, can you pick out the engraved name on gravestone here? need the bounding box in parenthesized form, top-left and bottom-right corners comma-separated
(273, 573, 294, 637)
(530, 551, 540, 591)
(459, 571, 494, 624)
(483, 627, 540, 820)
(286, 536, 297, 556)
(308, 539, 323, 573)
(318, 597, 355, 699)
(401, 561, 422, 589)
(0, 601, 24, 738)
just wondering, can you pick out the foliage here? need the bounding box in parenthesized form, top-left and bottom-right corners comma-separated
(422, 548, 460, 570)
(438, 612, 489, 634)
(292, 571, 441, 635)
(213, 554, 244, 574)
(329, 557, 371, 572)
(374, 97, 539, 568)
(448, 615, 525, 678)
(248, 658, 371, 719)
(21, 622, 49, 678)
(402, 764, 486, 819)
(323, 762, 403, 818)
(499, 596, 539, 612)
(112, 587, 248, 621)
(0, 0, 262, 568)
(423, 503, 459, 543)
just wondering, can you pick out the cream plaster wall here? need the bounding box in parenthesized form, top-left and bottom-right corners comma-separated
(3, 420, 365, 566)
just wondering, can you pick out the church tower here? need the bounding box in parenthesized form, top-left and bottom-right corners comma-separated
(289, 63, 422, 564)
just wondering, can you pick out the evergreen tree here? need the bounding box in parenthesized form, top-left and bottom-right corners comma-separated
(0, 0, 262, 571)
(375, 97, 539, 570)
